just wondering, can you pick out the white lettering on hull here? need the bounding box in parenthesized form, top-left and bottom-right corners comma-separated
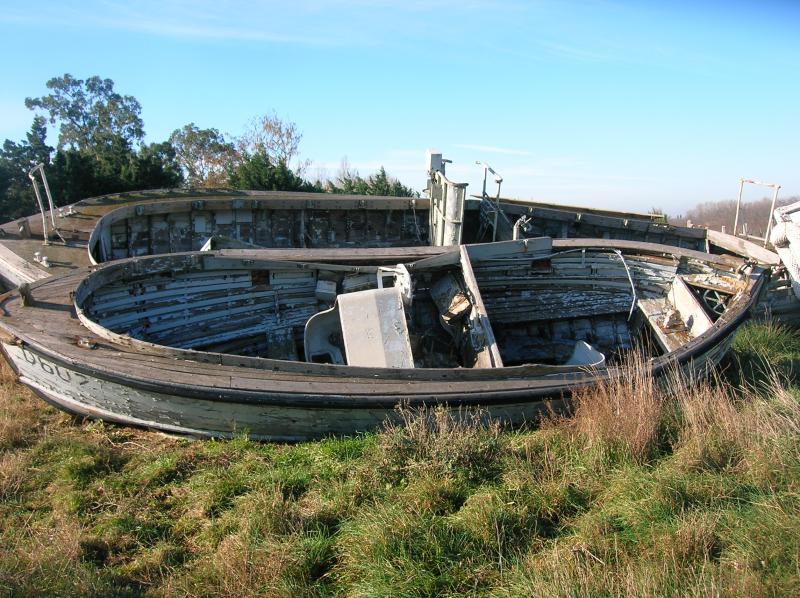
(0, 343, 406, 440)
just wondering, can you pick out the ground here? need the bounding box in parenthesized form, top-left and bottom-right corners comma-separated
(1, 322, 799, 597)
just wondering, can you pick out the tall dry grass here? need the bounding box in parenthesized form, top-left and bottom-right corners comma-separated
(565, 351, 664, 462)
(561, 344, 800, 466)
(673, 368, 800, 478)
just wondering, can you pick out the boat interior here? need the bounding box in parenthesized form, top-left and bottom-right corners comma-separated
(75, 238, 749, 371)
(88, 197, 430, 263)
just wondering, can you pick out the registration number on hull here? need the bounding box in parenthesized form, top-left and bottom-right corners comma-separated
(5, 344, 90, 387)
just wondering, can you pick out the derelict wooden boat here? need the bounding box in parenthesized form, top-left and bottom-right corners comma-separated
(480, 196, 800, 323)
(0, 238, 765, 441)
(86, 192, 431, 263)
(0, 189, 431, 289)
(480, 196, 781, 263)
(1, 175, 769, 288)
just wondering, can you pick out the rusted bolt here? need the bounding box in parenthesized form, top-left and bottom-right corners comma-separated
(76, 337, 98, 349)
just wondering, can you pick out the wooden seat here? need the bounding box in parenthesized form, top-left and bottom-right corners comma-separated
(637, 276, 713, 353)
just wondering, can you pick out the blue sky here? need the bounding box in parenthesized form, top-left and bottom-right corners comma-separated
(1, 0, 798, 215)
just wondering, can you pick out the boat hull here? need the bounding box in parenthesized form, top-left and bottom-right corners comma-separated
(2, 342, 569, 441)
(1, 315, 739, 441)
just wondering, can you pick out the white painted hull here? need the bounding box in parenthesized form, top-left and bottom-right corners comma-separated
(2, 325, 737, 441)
(2, 343, 564, 441)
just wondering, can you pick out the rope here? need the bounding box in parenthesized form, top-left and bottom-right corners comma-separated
(612, 249, 638, 321)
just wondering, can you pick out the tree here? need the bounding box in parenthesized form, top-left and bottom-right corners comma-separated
(169, 124, 236, 188)
(123, 142, 183, 190)
(368, 167, 392, 196)
(2, 76, 421, 221)
(1, 74, 184, 211)
(227, 151, 313, 192)
(329, 160, 417, 197)
(0, 117, 54, 219)
(237, 112, 308, 174)
(46, 142, 182, 205)
(25, 74, 145, 154)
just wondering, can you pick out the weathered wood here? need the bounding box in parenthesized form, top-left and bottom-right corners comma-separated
(0, 243, 49, 287)
(337, 287, 414, 368)
(706, 229, 780, 265)
(0, 239, 766, 440)
(88, 196, 431, 263)
(668, 276, 713, 338)
(637, 297, 690, 353)
(460, 245, 503, 368)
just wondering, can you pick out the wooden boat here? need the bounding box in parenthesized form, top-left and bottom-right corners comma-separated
(771, 200, 800, 300)
(86, 192, 431, 263)
(0, 150, 785, 298)
(478, 195, 781, 263)
(478, 196, 800, 323)
(0, 238, 766, 441)
(0, 167, 783, 291)
(77, 190, 796, 325)
(0, 189, 431, 288)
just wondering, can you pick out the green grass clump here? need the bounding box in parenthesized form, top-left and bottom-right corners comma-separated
(1, 323, 800, 596)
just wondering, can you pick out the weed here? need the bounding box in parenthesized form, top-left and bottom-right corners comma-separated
(564, 351, 664, 464)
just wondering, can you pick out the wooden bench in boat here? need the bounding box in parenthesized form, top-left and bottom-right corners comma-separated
(637, 276, 713, 353)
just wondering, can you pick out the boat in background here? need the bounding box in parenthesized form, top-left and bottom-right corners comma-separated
(771, 200, 800, 302)
(0, 188, 431, 289)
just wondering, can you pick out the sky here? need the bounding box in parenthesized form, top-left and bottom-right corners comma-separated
(1, 0, 798, 215)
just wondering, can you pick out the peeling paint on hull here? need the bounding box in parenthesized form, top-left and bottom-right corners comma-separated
(3, 343, 566, 441)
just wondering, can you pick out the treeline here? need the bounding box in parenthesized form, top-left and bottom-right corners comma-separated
(0, 75, 416, 223)
(669, 196, 798, 237)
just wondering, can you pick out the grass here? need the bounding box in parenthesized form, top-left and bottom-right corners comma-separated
(1, 322, 799, 596)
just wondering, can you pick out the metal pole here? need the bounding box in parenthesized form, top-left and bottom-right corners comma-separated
(493, 179, 503, 242)
(733, 178, 744, 237)
(38, 165, 57, 228)
(734, 177, 782, 245)
(476, 161, 503, 241)
(27, 167, 50, 245)
(442, 180, 467, 246)
(764, 184, 781, 247)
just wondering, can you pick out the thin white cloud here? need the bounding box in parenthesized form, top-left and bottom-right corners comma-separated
(91, 0, 345, 44)
(536, 40, 616, 63)
(93, 17, 333, 45)
(454, 144, 532, 156)
(0, 0, 525, 46)
(500, 167, 660, 184)
(0, 1, 355, 46)
(314, 159, 422, 175)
